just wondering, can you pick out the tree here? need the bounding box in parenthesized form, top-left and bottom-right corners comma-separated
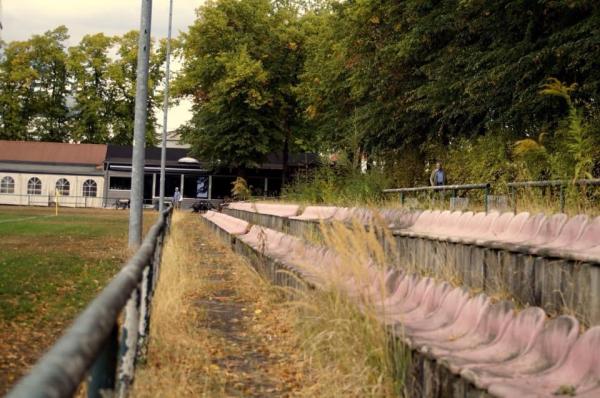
(107, 30, 164, 146)
(67, 33, 114, 143)
(0, 26, 71, 141)
(176, 0, 306, 177)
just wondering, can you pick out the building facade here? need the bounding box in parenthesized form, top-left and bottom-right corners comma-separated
(0, 141, 106, 207)
(0, 140, 317, 208)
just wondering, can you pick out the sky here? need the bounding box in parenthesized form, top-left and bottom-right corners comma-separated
(2, 0, 203, 132)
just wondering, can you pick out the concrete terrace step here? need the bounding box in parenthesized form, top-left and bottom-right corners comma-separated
(199, 212, 600, 398)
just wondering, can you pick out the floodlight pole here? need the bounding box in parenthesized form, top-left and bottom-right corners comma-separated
(159, 0, 174, 211)
(128, 0, 153, 248)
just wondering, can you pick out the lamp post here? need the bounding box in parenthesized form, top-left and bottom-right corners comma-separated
(128, 0, 153, 248)
(159, 0, 174, 211)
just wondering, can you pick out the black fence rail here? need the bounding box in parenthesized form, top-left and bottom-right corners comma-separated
(383, 183, 491, 212)
(383, 179, 600, 213)
(508, 179, 600, 213)
(7, 206, 173, 398)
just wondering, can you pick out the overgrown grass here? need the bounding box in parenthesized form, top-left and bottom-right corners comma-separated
(285, 218, 409, 397)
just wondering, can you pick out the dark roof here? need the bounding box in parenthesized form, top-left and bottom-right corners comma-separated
(0, 140, 107, 166)
(105, 145, 196, 167)
(106, 145, 318, 170)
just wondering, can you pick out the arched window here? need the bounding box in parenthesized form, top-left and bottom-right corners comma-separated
(27, 177, 42, 195)
(56, 178, 70, 196)
(0, 176, 15, 194)
(83, 179, 97, 197)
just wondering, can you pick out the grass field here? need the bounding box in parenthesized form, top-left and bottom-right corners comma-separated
(0, 205, 157, 393)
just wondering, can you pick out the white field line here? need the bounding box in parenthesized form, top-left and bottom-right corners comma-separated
(0, 214, 55, 224)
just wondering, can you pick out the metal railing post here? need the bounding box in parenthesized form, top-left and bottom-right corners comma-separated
(88, 324, 119, 398)
(400, 192, 404, 206)
(484, 184, 490, 213)
(559, 184, 565, 213)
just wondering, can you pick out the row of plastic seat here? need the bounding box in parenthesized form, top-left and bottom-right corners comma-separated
(401, 210, 600, 263)
(203, 211, 250, 235)
(200, 214, 600, 397)
(227, 202, 600, 263)
(227, 202, 419, 228)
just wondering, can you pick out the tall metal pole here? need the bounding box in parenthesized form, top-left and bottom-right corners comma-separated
(159, 0, 174, 211)
(128, 0, 153, 248)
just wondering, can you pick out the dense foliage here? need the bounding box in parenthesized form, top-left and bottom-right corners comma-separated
(0, 27, 164, 144)
(1, 0, 599, 185)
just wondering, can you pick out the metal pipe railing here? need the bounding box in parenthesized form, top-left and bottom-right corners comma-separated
(383, 179, 600, 213)
(7, 205, 173, 398)
(383, 183, 491, 212)
(508, 179, 600, 213)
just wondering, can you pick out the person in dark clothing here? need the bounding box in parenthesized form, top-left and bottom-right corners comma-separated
(429, 162, 447, 186)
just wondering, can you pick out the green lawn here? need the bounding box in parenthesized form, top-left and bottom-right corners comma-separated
(0, 205, 157, 391)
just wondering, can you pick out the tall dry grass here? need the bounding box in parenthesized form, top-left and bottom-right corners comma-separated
(284, 217, 410, 397)
(131, 213, 218, 397)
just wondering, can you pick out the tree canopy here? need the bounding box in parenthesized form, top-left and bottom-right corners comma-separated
(0, 26, 164, 145)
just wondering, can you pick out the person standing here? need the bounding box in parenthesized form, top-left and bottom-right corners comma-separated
(173, 187, 182, 209)
(429, 162, 447, 186)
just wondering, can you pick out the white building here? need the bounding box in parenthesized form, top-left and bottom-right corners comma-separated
(0, 140, 107, 207)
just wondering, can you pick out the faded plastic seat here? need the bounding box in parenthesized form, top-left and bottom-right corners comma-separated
(487, 326, 600, 397)
(448, 212, 487, 243)
(508, 213, 569, 253)
(203, 211, 250, 235)
(388, 282, 452, 328)
(377, 277, 435, 323)
(480, 212, 530, 245)
(452, 212, 500, 244)
(290, 206, 338, 221)
(375, 273, 418, 310)
(533, 214, 589, 255)
(254, 203, 300, 217)
(546, 216, 600, 261)
(411, 294, 491, 349)
(472, 212, 515, 245)
(386, 209, 421, 229)
(440, 307, 547, 374)
(402, 286, 470, 335)
(403, 210, 442, 237)
(429, 211, 474, 241)
(488, 213, 546, 249)
(227, 202, 256, 212)
(424, 301, 514, 358)
(461, 315, 580, 389)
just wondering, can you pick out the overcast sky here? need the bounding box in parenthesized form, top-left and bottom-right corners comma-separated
(2, 0, 203, 133)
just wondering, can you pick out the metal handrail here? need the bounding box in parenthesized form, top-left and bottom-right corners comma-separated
(508, 179, 600, 212)
(7, 205, 173, 398)
(383, 183, 491, 212)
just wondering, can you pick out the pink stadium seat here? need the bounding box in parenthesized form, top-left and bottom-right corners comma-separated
(451, 211, 500, 243)
(291, 206, 338, 220)
(533, 214, 589, 254)
(390, 282, 453, 326)
(227, 202, 256, 212)
(403, 286, 470, 334)
(461, 315, 579, 389)
(404, 210, 441, 236)
(445, 212, 486, 242)
(255, 203, 300, 217)
(473, 212, 514, 244)
(431, 211, 474, 240)
(489, 213, 546, 248)
(487, 326, 600, 397)
(441, 307, 546, 374)
(378, 277, 435, 323)
(203, 211, 250, 235)
(510, 213, 568, 252)
(375, 273, 417, 310)
(410, 293, 491, 348)
(425, 300, 514, 358)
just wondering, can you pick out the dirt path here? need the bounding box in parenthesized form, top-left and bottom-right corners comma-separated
(133, 215, 306, 397)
